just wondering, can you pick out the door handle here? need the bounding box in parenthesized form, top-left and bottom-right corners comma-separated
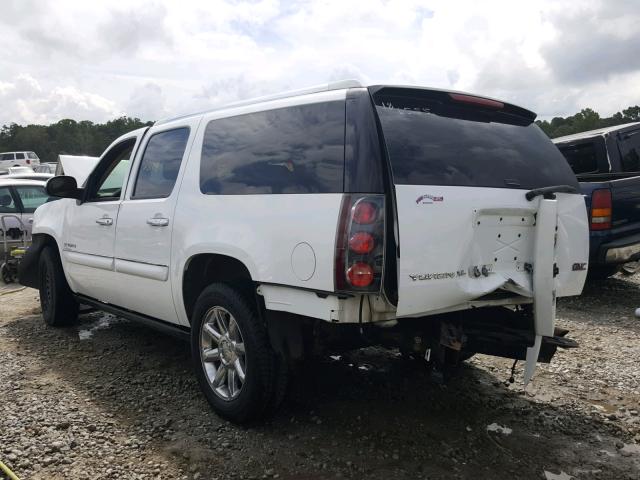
(96, 217, 113, 226)
(147, 217, 169, 227)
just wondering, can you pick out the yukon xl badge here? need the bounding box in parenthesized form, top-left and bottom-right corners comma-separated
(416, 194, 443, 204)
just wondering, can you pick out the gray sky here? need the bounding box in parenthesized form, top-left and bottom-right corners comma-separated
(1, 0, 638, 125)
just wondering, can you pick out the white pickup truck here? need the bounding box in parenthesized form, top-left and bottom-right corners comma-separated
(19, 81, 589, 422)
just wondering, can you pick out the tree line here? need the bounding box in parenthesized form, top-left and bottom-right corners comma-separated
(0, 117, 152, 163)
(536, 105, 640, 138)
(0, 105, 639, 163)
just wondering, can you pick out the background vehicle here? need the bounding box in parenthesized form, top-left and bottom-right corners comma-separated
(0, 178, 55, 250)
(5, 167, 54, 182)
(19, 81, 589, 422)
(554, 123, 640, 279)
(0, 151, 40, 173)
(34, 163, 58, 174)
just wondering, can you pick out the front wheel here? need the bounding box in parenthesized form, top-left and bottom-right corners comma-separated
(38, 246, 78, 326)
(191, 283, 282, 423)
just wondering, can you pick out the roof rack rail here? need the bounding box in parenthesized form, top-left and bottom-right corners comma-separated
(155, 79, 362, 126)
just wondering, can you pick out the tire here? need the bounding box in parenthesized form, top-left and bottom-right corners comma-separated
(38, 246, 78, 326)
(587, 265, 619, 281)
(191, 283, 282, 423)
(1, 263, 14, 283)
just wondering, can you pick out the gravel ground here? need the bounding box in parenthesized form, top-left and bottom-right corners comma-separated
(1, 275, 639, 480)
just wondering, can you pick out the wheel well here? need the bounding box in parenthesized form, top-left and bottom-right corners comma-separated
(36, 233, 60, 257)
(17, 233, 60, 289)
(182, 254, 255, 322)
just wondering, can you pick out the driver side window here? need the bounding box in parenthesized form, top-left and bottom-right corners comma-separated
(88, 139, 136, 201)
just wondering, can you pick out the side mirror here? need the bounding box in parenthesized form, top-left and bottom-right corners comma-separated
(46, 176, 82, 200)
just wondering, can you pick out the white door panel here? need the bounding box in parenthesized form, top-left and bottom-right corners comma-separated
(112, 122, 198, 325)
(62, 202, 120, 302)
(395, 185, 589, 318)
(60, 131, 146, 302)
(113, 200, 178, 323)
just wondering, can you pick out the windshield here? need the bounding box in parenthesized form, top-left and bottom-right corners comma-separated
(374, 96, 578, 189)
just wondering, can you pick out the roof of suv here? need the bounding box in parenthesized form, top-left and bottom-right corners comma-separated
(155, 80, 533, 126)
(155, 80, 362, 126)
(553, 122, 640, 143)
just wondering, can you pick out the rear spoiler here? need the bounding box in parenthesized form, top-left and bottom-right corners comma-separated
(367, 85, 537, 126)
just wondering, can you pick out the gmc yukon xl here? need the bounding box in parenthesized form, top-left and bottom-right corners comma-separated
(19, 81, 589, 422)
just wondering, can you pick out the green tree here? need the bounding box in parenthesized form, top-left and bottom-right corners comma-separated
(0, 116, 152, 163)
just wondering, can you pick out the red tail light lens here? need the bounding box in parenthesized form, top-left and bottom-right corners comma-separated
(347, 262, 374, 287)
(352, 201, 377, 224)
(334, 194, 385, 292)
(26, 159, 31, 165)
(348, 232, 375, 254)
(591, 189, 612, 230)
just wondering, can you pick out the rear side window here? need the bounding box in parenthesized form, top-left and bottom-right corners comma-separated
(133, 128, 190, 199)
(1, 153, 14, 161)
(374, 95, 578, 189)
(27, 152, 38, 160)
(14, 186, 55, 213)
(0, 186, 16, 213)
(200, 101, 345, 194)
(619, 130, 640, 172)
(556, 140, 601, 174)
(15, 153, 25, 160)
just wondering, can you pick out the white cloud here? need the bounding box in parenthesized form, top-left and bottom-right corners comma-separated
(0, 0, 638, 125)
(0, 75, 121, 125)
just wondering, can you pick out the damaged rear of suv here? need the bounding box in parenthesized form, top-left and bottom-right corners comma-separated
(364, 86, 589, 383)
(21, 81, 588, 422)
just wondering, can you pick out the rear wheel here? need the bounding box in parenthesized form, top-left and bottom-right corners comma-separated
(191, 283, 283, 423)
(587, 265, 619, 281)
(38, 246, 78, 326)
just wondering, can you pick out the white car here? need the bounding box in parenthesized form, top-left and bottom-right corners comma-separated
(0, 178, 54, 238)
(0, 151, 40, 173)
(5, 167, 54, 182)
(19, 81, 589, 422)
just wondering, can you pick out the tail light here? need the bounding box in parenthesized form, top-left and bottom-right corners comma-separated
(591, 189, 612, 230)
(335, 195, 385, 291)
(26, 159, 31, 165)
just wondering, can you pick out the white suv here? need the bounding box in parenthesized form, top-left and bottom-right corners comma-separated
(0, 151, 40, 173)
(19, 81, 589, 422)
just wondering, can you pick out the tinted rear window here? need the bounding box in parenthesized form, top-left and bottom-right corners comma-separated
(556, 141, 601, 174)
(200, 101, 345, 194)
(619, 129, 640, 172)
(375, 98, 578, 189)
